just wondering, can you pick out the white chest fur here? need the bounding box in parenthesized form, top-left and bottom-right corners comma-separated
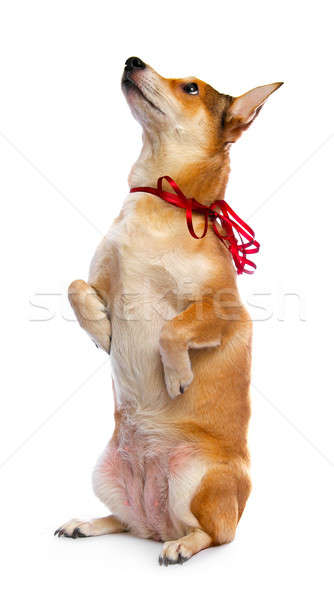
(89, 194, 215, 411)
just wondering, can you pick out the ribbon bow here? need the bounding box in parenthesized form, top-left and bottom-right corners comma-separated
(130, 176, 260, 275)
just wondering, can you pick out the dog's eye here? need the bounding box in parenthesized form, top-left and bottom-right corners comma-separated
(183, 82, 199, 95)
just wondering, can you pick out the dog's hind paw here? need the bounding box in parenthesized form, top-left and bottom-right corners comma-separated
(158, 540, 191, 566)
(54, 519, 90, 539)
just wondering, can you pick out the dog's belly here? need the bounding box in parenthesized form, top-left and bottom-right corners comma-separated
(93, 432, 207, 541)
(91, 243, 210, 539)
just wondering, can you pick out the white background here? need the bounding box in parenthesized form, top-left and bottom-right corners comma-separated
(1, 0, 333, 597)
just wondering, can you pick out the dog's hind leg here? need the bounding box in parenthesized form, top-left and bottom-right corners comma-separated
(68, 279, 111, 353)
(54, 515, 126, 538)
(159, 529, 212, 565)
(191, 464, 251, 546)
(159, 463, 251, 565)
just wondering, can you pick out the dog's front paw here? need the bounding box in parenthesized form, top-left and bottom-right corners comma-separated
(159, 328, 193, 398)
(162, 361, 193, 399)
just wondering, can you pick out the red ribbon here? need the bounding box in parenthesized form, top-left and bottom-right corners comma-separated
(130, 176, 260, 275)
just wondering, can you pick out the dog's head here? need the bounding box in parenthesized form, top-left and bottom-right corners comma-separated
(122, 57, 282, 156)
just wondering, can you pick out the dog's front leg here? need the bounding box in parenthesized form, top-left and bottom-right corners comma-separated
(159, 296, 244, 399)
(68, 279, 111, 353)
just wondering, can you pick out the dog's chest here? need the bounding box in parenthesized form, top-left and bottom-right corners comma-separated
(108, 197, 213, 311)
(100, 198, 212, 407)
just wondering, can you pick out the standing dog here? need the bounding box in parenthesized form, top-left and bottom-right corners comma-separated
(55, 58, 282, 564)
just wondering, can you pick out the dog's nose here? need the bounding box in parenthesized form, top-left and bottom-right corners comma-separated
(125, 57, 146, 71)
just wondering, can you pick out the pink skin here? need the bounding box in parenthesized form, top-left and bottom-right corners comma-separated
(95, 430, 195, 541)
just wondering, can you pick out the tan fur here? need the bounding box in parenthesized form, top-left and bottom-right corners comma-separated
(68, 279, 111, 352)
(55, 515, 125, 538)
(56, 59, 282, 564)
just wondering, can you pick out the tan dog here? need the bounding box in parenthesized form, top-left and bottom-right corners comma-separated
(55, 58, 282, 565)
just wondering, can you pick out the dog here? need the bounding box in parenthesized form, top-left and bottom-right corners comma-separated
(55, 57, 282, 565)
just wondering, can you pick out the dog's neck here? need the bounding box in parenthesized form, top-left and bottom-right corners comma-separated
(128, 131, 231, 206)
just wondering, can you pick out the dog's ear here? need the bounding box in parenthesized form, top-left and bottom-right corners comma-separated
(223, 82, 283, 143)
